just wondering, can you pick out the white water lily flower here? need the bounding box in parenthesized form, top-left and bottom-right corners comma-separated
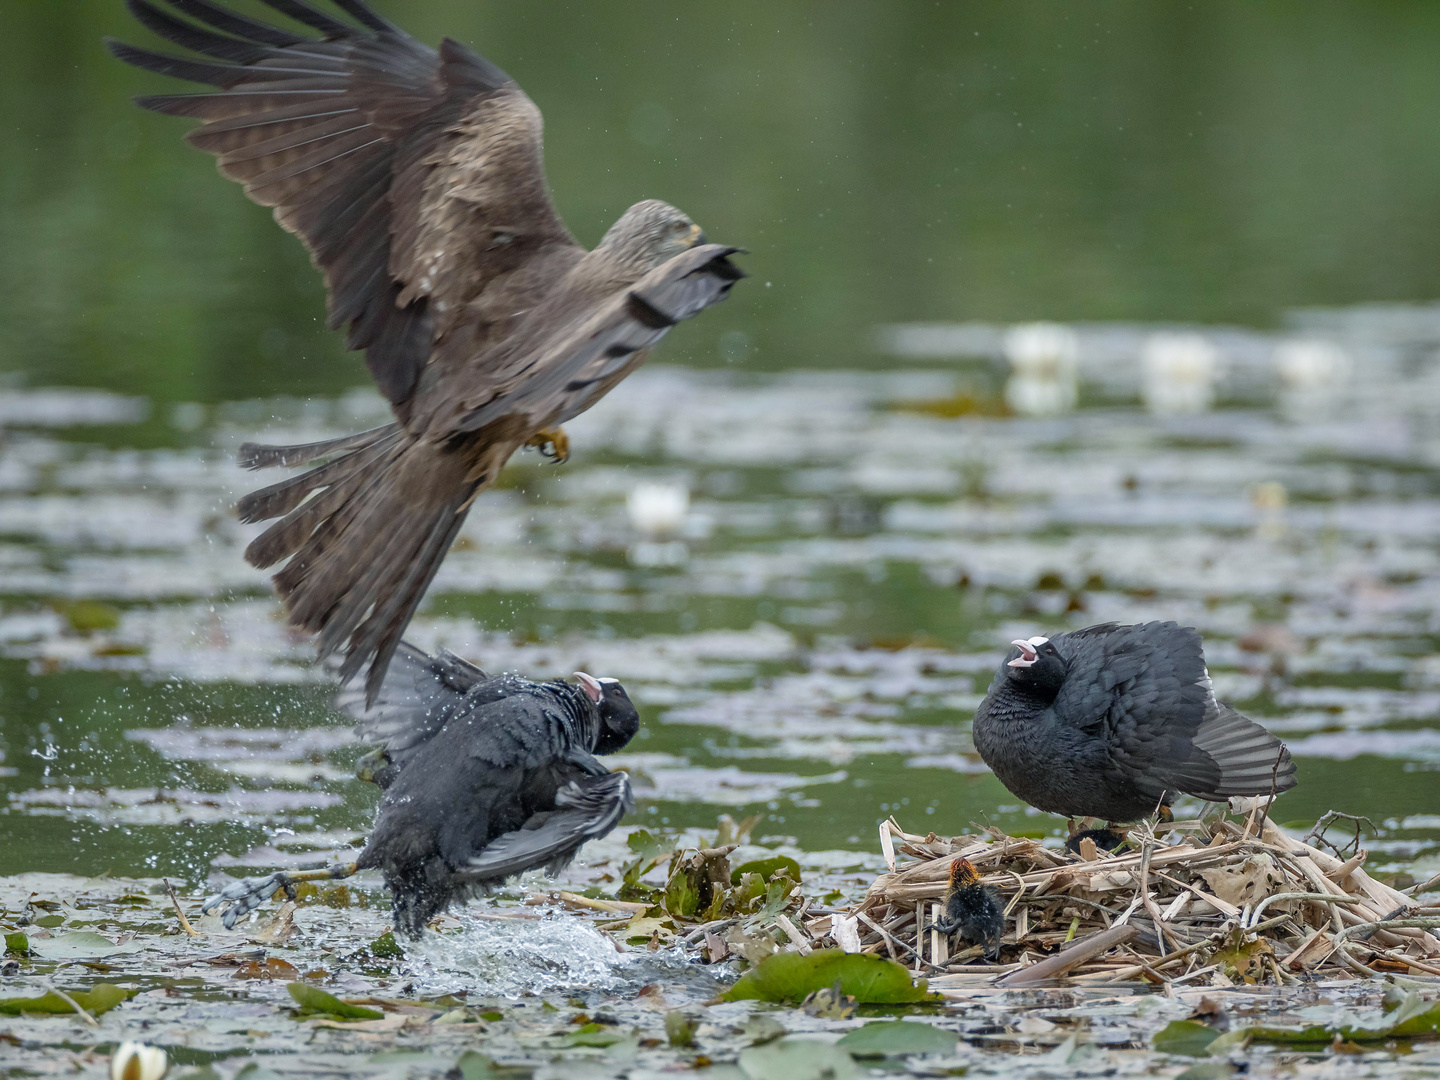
(1141, 332, 1221, 415)
(627, 482, 690, 536)
(1004, 322, 1079, 416)
(1274, 339, 1349, 391)
(111, 1041, 168, 1080)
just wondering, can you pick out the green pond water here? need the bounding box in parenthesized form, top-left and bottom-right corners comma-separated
(1, 0, 1439, 960)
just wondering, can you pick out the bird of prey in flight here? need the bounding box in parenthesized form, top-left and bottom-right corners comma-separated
(109, 0, 744, 702)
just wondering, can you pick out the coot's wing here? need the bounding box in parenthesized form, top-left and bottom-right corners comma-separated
(335, 641, 524, 760)
(1190, 701, 1297, 798)
(460, 771, 633, 881)
(1051, 622, 1223, 799)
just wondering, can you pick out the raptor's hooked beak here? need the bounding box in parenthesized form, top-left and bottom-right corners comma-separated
(686, 223, 706, 247)
(1007, 639, 1039, 668)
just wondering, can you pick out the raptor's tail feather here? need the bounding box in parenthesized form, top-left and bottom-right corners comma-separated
(238, 425, 488, 704)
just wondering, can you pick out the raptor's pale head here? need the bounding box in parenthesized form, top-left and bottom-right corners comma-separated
(598, 199, 705, 274)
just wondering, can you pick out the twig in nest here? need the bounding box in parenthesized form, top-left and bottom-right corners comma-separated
(1245, 892, 1367, 930)
(1405, 871, 1440, 896)
(164, 878, 201, 938)
(996, 924, 1139, 987)
(1138, 843, 1181, 953)
(1305, 811, 1377, 858)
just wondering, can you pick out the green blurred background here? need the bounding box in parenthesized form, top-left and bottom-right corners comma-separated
(4, 0, 1440, 401)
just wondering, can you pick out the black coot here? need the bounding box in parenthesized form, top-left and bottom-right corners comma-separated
(971, 622, 1296, 828)
(934, 858, 1004, 961)
(202, 643, 639, 935)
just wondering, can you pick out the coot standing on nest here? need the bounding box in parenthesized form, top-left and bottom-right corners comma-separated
(202, 644, 639, 936)
(971, 622, 1296, 847)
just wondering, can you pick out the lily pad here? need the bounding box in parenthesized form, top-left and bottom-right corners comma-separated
(1152, 1020, 1221, 1057)
(0, 982, 137, 1017)
(559, 1025, 629, 1048)
(1215, 992, 1440, 1048)
(738, 1037, 858, 1080)
(29, 932, 142, 959)
(4, 932, 27, 955)
(722, 949, 935, 1004)
(286, 982, 383, 1021)
(368, 930, 403, 958)
(836, 1019, 959, 1057)
(666, 1010, 698, 1047)
(731, 855, 802, 885)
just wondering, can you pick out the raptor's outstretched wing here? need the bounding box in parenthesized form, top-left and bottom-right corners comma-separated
(451, 244, 745, 435)
(109, 0, 578, 415)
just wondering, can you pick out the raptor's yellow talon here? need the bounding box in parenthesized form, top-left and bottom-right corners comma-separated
(527, 427, 569, 464)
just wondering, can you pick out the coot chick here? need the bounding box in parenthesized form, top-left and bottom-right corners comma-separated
(934, 858, 1004, 961)
(202, 643, 639, 936)
(971, 622, 1296, 834)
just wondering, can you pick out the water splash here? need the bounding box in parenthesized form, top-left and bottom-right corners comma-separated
(403, 913, 680, 997)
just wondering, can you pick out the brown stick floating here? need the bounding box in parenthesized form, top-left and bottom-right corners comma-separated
(996, 924, 1140, 987)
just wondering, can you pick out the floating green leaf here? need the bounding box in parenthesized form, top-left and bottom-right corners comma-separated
(367, 931, 403, 959)
(1174, 1064, 1233, 1080)
(1152, 1020, 1222, 1057)
(627, 829, 674, 860)
(738, 1037, 858, 1080)
(286, 982, 383, 1021)
(664, 866, 700, 919)
(0, 983, 137, 1017)
(4, 933, 27, 955)
(731, 856, 802, 886)
(57, 600, 121, 633)
(32, 915, 65, 929)
(666, 1010, 698, 1047)
(29, 932, 142, 960)
(1202, 992, 1440, 1049)
(722, 949, 935, 1004)
(731, 872, 767, 910)
(759, 876, 798, 917)
(558, 1024, 627, 1048)
(836, 1019, 960, 1058)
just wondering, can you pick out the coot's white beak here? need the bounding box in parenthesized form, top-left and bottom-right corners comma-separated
(573, 671, 603, 702)
(1007, 636, 1049, 668)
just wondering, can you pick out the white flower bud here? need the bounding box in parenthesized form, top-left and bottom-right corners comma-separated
(111, 1041, 168, 1080)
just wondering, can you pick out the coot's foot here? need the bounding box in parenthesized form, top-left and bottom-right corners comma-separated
(1065, 827, 1128, 854)
(201, 862, 359, 929)
(934, 857, 1005, 961)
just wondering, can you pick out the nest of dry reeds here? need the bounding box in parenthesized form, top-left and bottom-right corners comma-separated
(812, 814, 1440, 989)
